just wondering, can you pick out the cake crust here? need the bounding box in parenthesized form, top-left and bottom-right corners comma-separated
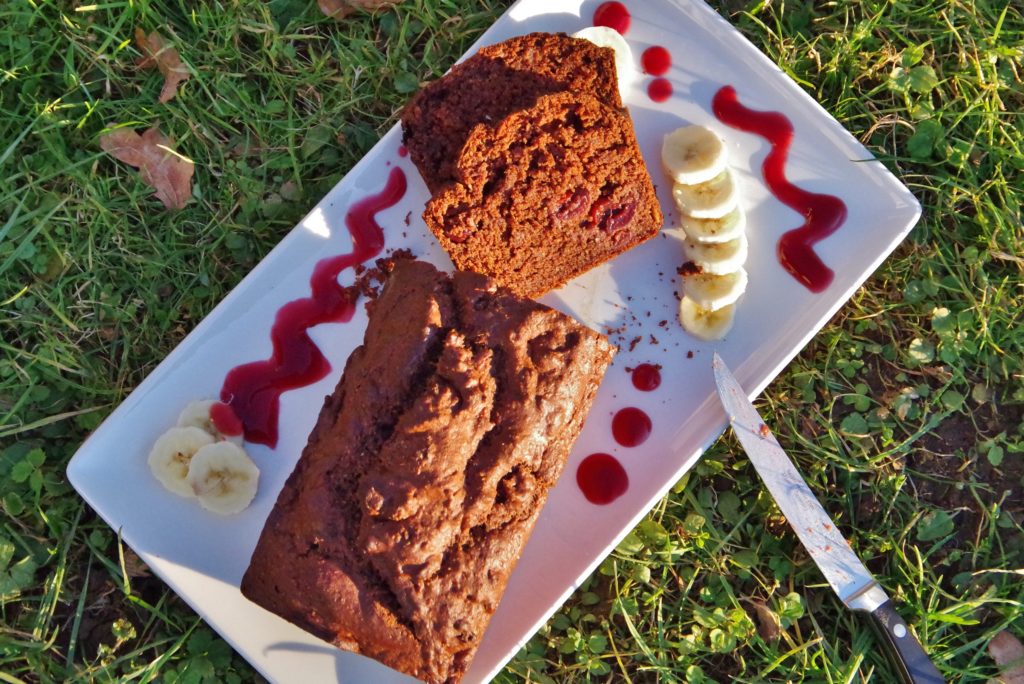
(401, 32, 622, 193)
(240, 260, 615, 683)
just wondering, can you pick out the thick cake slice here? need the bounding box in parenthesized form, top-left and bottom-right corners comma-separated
(423, 91, 663, 297)
(401, 32, 622, 193)
(240, 260, 615, 684)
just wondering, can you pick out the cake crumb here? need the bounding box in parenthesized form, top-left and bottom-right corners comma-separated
(348, 249, 418, 314)
(677, 261, 702, 276)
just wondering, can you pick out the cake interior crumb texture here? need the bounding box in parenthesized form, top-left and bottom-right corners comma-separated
(241, 260, 615, 683)
(424, 90, 663, 297)
(401, 32, 622, 193)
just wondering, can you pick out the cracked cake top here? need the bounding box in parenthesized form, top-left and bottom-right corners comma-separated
(241, 260, 615, 683)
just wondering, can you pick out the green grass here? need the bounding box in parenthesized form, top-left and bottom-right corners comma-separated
(1, 0, 1021, 681)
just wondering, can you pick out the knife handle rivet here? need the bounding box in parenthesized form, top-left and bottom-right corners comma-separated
(893, 624, 907, 638)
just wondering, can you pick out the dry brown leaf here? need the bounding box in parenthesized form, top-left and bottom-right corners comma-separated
(121, 547, 151, 579)
(100, 127, 194, 210)
(990, 630, 1024, 684)
(748, 600, 781, 642)
(135, 28, 190, 103)
(318, 0, 402, 19)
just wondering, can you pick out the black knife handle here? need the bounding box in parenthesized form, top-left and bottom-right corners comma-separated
(867, 600, 945, 684)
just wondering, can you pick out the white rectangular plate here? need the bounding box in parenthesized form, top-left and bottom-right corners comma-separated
(67, 0, 920, 682)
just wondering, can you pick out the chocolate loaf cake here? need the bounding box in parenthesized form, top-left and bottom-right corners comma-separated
(423, 91, 663, 297)
(401, 32, 622, 193)
(241, 260, 615, 683)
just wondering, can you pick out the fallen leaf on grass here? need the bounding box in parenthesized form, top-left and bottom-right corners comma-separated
(121, 547, 150, 579)
(279, 181, 300, 201)
(100, 127, 194, 210)
(318, 0, 403, 19)
(990, 630, 1024, 684)
(747, 600, 781, 642)
(135, 28, 190, 103)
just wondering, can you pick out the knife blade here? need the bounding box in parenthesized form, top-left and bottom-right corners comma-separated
(711, 353, 944, 684)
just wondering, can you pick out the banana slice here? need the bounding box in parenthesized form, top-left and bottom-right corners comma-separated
(680, 267, 748, 311)
(679, 297, 736, 341)
(177, 399, 243, 444)
(148, 426, 215, 498)
(177, 400, 216, 433)
(186, 442, 260, 515)
(673, 169, 738, 219)
(662, 125, 728, 186)
(684, 234, 748, 275)
(681, 206, 746, 243)
(572, 27, 634, 98)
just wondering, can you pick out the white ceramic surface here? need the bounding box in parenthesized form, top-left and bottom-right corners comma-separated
(67, 0, 921, 682)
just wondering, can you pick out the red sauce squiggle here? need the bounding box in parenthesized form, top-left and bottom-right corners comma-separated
(209, 401, 243, 437)
(220, 168, 408, 447)
(711, 85, 846, 292)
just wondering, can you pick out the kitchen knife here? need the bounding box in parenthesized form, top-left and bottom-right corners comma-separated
(711, 353, 944, 684)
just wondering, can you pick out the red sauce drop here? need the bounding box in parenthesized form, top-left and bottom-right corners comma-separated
(577, 453, 629, 504)
(631, 363, 661, 391)
(593, 1, 631, 34)
(220, 167, 408, 447)
(209, 401, 243, 437)
(397, 145, 407, 157)
(641, 46, 671, 76)
(711, 85, 847, 292)
(647, 78, 673, 102)
(612, 407, 652, 447)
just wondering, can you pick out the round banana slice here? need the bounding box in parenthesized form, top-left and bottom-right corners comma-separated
(672, 169, 738, 219)
(680, 267, 748, 311)
(572, 27, 634, 98)
(187, 442, 260, 515)
(684, 234, 748, 275)
(662, 125, 728, 186)
(148, 426, 215, 498)
(177, 399, 217, 434)
(680, 206, 746, 244)
(679, 297, 736, 341)
(177, 399, 243, 444)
